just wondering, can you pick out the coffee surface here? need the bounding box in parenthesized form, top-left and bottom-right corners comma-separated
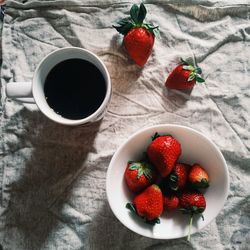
(44, 59, 106, 120)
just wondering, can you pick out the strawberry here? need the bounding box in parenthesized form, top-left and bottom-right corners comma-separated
(126, 184, 163, 224)
(179, 190, 206, 241)
(188, 163, 209, 188)
(168, 163, 190, 191)
(113, 3, 159, 67)
(124, 161, 157, 193)
(165, 59, 205, 90)
(179, 190, 206, 214)
(147, 133, 181, 177)
(163, 193, 179, 211)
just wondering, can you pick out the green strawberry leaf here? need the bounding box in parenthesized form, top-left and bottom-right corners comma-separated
(130, 4, 139, 24)
(144, 23, 160, 37)
(196, 76, 205, 83)
(128, 160, 136, 164)
(169, 174, 178, 183)
(114, 3, 159, 38)
(129, 163, 140, 170)
(137, 3, 147, 24)
(126, 203, 137, 214)
(188, 74, 196, 82)
(137, 168, 144, 178)
(200, 178, 209, 188)
(128, 165, 137, 170)
(117, 17, 130, 26)
(179, 208, 191, 214)
(129, 162, 153, 180)
(145, 218, 160, 225)
(192, 179, 209, 188)
(192, 206, 198, 213)
(198, 207, 205, 214)
(195, 67, 202, 74)
(126, 203, 160, 226)
(190, 205, 205, 214)
(171, 186, 178, 191)
(152, 27, 160, 37)
(151, 132, 161, 141)
(143, 167, 152, 180)
(113, 21, 133, 35)
(144, 23, 157, 29)
(183, 65, 194, 71)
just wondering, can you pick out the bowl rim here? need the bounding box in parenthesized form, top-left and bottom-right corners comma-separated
(106, 124, 230, 239)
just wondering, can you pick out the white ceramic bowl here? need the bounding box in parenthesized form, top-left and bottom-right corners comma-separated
(106, 124, 230, 239)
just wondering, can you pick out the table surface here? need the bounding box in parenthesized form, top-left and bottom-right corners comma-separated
(0, 1, 250, 250)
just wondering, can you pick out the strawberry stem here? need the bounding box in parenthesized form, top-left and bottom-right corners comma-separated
(151, 132, 161, 141)
(187, 215, 193, 241)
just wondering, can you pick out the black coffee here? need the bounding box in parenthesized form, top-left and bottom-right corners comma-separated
(44, 59, 106, 120)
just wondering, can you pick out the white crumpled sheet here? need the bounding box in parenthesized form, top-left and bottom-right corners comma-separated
(0, 0, 250, 249)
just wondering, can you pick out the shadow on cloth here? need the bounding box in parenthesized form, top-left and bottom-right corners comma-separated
(87, 199, 195, 250)
(3, 108, 101, 249)
(163, 82, 194, 105)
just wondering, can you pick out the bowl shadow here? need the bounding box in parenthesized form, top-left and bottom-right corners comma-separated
(88, 199, 195, 249)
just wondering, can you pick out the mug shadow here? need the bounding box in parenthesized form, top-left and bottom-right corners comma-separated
(3, 108, 101, 250)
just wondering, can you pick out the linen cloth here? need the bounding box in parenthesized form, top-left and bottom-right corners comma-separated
(0, 0, 250, 249)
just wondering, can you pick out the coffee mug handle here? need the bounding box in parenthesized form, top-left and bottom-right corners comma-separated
(5, 82, 35, 103)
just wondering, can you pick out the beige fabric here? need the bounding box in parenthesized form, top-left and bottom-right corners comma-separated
(0, 1, 250, 249)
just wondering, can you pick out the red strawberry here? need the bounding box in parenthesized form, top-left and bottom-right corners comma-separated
(179, 190, 206, 213)
(126, 184, 163, 224)
(163, 193, 179, 211)
(168, 163, 190, 191)
(113, 3, 159, 67)
(179, 190, 206, 241)
(147, 133, 182, 177)
(124, 161, 157, 193)
(188, 163, 209, 188)
(165, 59, 205, 90)
(123, 28, 154, 67)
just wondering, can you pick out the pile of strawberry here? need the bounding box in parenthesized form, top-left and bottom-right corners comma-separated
(124, 133, 209, 240)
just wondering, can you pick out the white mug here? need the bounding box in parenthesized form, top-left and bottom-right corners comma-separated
(5, 47, 112, 126)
